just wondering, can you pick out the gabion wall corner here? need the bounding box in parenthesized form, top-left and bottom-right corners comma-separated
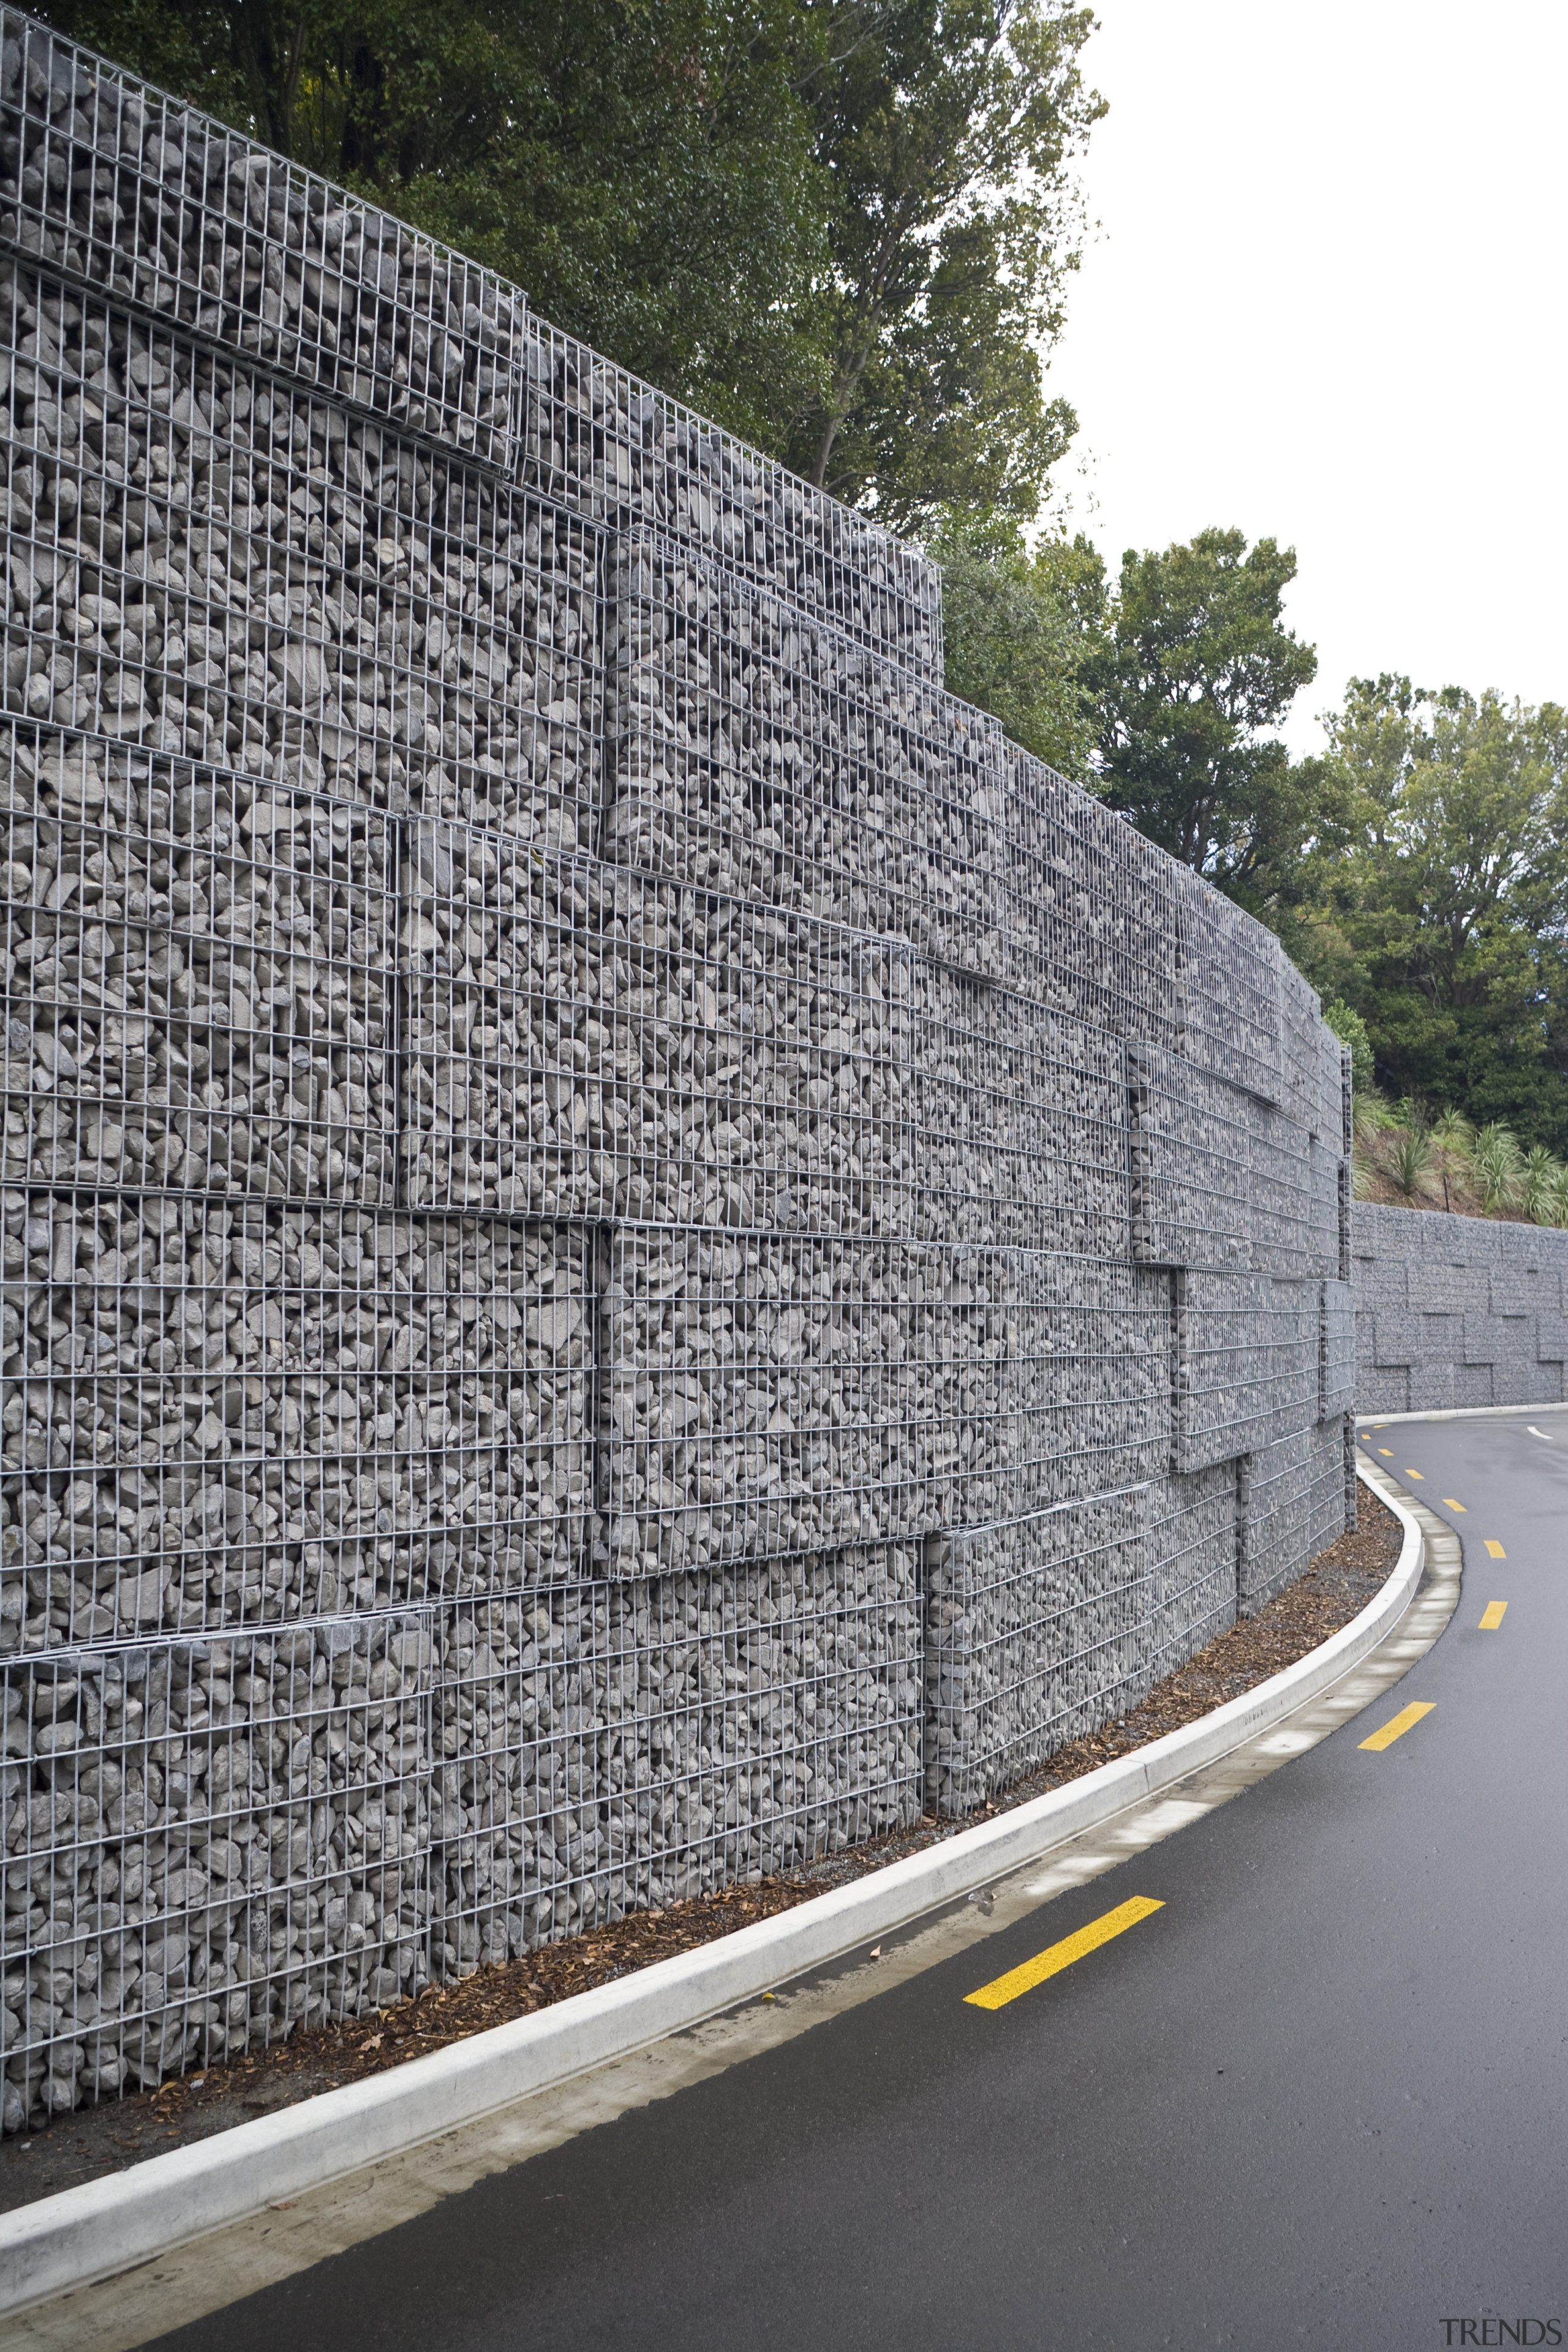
(0, 8, 1352, 2136)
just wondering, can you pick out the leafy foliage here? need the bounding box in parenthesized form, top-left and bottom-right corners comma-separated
(1302, 678, 1568, 1149)
(1472, 1121, 1527, 1212)
(1387, 1125, 1432, 1200)
(783, 0, 1104, 522)
(37, 0, 831, 445)
(1351, 1108, 1568, 1227)
(1082, 528, 1333, 910)
(927, 509, 1104, 775)
(1322, 997, 1373, 1096)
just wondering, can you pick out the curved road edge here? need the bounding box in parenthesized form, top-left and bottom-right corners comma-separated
(0, 1455, 1453, 2329)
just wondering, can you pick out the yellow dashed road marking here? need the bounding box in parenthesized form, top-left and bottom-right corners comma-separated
(964, 1898, 1164, 2011)
(1404, 1468, 1424, 1479)
(1378, 1448, 1393, 1458)
(1443, 1499, 1466, 1512)
(1485, 1539, 1506, 1559)
(1479, 1601, 1507, 1630)
(1359, 1701, 1435, 1752)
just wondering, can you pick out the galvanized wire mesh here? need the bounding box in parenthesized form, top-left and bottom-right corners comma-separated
(524, 336, 942, 676)
(922, 1490, 1154, 1812)
(1353, 1201, 1568, 1417)
(0, 13, 527, 466)
(435, 1546, 922, 1972)
(598, 1237, 1167, 1577)
(0, 9, 1357, 2135)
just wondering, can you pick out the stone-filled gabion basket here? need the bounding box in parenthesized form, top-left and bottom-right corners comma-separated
(0, 8, 1354, 2133)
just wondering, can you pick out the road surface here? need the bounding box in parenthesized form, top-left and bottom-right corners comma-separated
(149, 1414, 1568, 2352)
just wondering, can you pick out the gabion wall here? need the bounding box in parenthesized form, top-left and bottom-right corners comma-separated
(1353, 1202, 1568, 1415)
(0, 10, 1352, 2135)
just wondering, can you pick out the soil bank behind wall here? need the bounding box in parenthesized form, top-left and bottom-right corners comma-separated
(1352, 1202, 1568, 1415)
(0, 9, 1350, 2133)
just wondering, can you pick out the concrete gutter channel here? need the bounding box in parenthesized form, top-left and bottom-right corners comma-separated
(0, 1454, 1441, 2320)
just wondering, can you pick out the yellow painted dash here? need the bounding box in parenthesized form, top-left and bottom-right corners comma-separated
(1484, 1539, 1506, 1559)
(964, 1896, 1164, 2011)
(1404, 1468, 1424, 1479)
(1443, 1499, 1466, 1512)
(1378, 1448, 1393, 1458)
(1479, 1600, 1507, 1630)
(1360, 1700, 1435, 1752)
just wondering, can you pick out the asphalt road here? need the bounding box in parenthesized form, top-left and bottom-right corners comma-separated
(152, 1415, 1568, 2352)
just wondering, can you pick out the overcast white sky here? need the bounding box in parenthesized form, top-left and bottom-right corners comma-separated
(1042, 0, 1568, 753)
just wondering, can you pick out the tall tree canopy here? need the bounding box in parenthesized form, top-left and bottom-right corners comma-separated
(36, 0, 831, 446)
(930, 509, 1104, 776)
(785, 0, 1102, 522)
(1084, 527, 1330, 908)
(39, 0, 1101, 500)
(1303, 677, 1568, 1140)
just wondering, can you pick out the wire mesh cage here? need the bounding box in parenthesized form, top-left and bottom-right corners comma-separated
(1146, 1460, 1238, 1675)
(1, 1611, 434, 2133)
(397, 838, 1130, 1246)
(0, 258, 601, 832)
(922, 1488, 1155, 1813)
(0, 1196, 595, 1657)
(0, 9, 528, 466)
(524, 337, 943, 677)
(597, 1233, 1169, 1579)
(0, 7, 1358, 2136)
(433, 1543, 922, 1969)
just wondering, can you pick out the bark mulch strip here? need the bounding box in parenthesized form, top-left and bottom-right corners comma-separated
(0, 1492, 1403, 2215)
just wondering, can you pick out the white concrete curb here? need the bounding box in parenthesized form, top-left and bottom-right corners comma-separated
(0, 1461, 1426, 2318)
(1355, 1399, 1568, 1425)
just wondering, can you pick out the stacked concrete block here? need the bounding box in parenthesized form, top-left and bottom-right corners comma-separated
(1353, 1203, 1568, 1414)
(0, 11, 1355, 2128)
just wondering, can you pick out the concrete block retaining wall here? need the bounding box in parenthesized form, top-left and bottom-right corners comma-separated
(0, 12, 1352, 2134)
(1352, 1202, 1568, 1415)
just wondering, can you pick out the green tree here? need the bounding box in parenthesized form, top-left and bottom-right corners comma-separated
(929, 510, 1105, 776)
(43, 0, 1106, 500)
(37, 0, 831, 446)
(786, 0, 1104, 522)
(1083, 527, 1333, 914)
(1308, 677, 1568, 1145)
(1322, 997, 1373, 1097)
